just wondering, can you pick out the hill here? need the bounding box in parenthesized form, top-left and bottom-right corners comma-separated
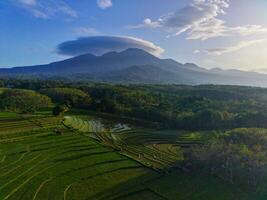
(1, 48, 267, 87)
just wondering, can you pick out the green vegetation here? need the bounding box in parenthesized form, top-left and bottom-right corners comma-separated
(0, 112, 18, 118)
(0, 88, 5, 94)
(52, 104, 70, 116)
(0, 112, 257, 200)
(61, 115, 267, 195)
(42, 88, 91, 108)
(190, 129, 267, 188)
(4, 79, 267, 130)
(84, 84, 267, 130)
(63, 116, 106, 133)
(2, 80, 267, 199)
(0, 89, 51, 113)
(0, 119, 150, 200)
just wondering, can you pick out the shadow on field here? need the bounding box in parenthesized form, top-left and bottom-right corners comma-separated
(83, 168, 257, 200)
(85, 170, 163, 200)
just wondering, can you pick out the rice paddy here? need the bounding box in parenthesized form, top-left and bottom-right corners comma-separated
(0, 112, 255, 200)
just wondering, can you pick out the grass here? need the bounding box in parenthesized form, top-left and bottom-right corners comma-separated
(0, 111, 261, 200)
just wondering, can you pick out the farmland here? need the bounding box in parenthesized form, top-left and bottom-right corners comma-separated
(0, 113, 152, 200)
(0, 111, 258, 200)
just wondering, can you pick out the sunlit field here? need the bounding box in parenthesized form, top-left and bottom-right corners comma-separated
(0, 108, 263, 200)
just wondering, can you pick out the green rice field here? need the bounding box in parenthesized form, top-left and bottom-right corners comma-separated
(0, 112, 257, 200)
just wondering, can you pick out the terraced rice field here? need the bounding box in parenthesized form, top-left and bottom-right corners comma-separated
(0, 119, 157, 200)
(0, 88, 5, 94)
(62, 117, 208, 171)
(63, 116, 106, 133)
(0, 115, 61, 135)
(0, 113, 254, 200)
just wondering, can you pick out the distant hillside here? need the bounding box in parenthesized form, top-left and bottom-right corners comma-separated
(1, 48, 267, 87)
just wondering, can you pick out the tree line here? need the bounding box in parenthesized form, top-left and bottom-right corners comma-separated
(2, 79, 267, 130)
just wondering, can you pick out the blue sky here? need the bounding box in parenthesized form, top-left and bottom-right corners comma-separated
(1, 0, 267, 71)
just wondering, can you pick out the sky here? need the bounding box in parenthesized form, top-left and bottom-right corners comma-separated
(1, 0, 267, 71)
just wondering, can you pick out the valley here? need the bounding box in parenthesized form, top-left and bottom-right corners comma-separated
(1, 82, 267, 199)
(2, 1, 267, 199)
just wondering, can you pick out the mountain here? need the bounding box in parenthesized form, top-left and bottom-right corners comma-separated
(1, 48, 267, 87)
(0, 48, 166, 75)
(99, 65, 193, 84)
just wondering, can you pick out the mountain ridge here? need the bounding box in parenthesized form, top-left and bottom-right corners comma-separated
(1, 48, 267, 87)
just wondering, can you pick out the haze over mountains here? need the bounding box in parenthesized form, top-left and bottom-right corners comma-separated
(1, 48, 267, 87)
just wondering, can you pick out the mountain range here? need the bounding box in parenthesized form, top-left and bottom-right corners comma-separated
(1, 48, 267, 87)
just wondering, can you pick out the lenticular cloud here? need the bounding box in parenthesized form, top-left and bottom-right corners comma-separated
(57, 36, 164, 57)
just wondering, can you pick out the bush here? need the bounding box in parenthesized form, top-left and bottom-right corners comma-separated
(0, 89, 51, 113)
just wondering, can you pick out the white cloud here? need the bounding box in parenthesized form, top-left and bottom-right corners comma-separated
(97, 0, 112, 9)
(31, 9, 48, 19)
(127, 18, 160, 29)
(187, 19, 267, 40)
(193, 50, 201, 54)
(130, 0, 267, 40)
(74, 27, 99, 36)
(17, 0, 77, 19)
(57, 36, 164, 57)
(207, 39, 267, 55)
(19, 0, 36, 6)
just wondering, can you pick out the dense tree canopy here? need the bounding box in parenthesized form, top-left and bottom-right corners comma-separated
(2, 79, 267, 130)
(42, 88, 91, 108)
(53, 104, 70, 116)
(82, 84, 267, 130)
(190, 129, 267, 187)
(0, 80, 4, 88)
(0, 89, 51, 113)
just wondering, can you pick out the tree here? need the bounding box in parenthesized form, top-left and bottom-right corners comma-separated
(190, 128, 267, 187)
(42, 88, 91, 108)
(0, 80, 4, 88)
(0, 89, 51, 113)
(53, 104, 70, 116)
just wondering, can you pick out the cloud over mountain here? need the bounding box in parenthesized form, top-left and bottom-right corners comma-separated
(57, 36, 164, 56)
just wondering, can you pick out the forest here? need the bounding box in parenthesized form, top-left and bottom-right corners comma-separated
(2, 78, 267, 130)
